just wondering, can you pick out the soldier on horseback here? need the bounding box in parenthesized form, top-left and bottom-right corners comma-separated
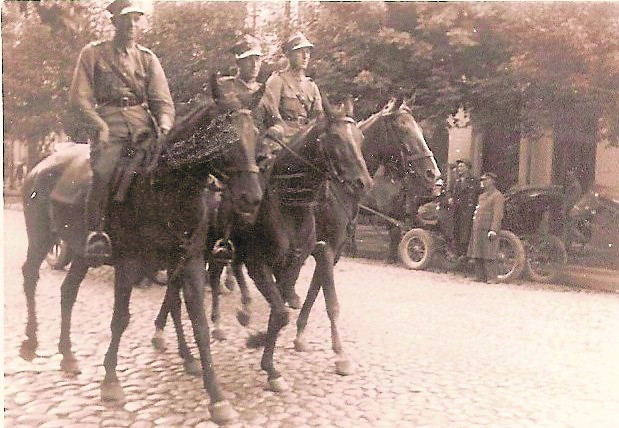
(217, 34, 263, 109)
(257, 31, 325, 160)
(69, 0, 175, 259)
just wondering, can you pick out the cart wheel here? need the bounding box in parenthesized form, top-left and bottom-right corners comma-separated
(524, 234, 567, 283)
(398, 228, 436, 270)
(495, 230, 526, 283)
(46, 239, 72, 270)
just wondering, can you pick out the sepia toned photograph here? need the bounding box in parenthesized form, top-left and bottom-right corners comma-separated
(3, 1, 619, 426)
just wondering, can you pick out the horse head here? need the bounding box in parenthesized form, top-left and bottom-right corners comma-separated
(163, 73, 262, 224)
(359, 97, 441, 197)
(320, 96, 373, 198)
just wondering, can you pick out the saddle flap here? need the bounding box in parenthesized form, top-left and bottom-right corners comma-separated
(50, 148, 92, 206)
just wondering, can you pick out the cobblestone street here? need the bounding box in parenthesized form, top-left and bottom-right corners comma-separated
(4, 208, 619, 427)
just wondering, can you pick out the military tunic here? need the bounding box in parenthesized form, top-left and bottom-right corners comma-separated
(217, 75, 262, 110)
(258, 68, 323, 131)
(69, 39, 175, 176)
(467, 188, 505, 260)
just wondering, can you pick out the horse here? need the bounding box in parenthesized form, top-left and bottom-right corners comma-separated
(198, 97, 440, 376)
(152, 97, 371, 391)
(19, 75, 262, 424)
(355, 97, 441, 262)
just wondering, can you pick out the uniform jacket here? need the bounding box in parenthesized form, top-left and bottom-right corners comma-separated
(257, 68, 323, 129)
(69, 39, 175, 141)
(468, 187, 505, 260)
(217, 75, 262, 111)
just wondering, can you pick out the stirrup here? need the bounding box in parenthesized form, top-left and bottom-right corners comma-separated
(211, 239, 234, 264)
(85, 231, 112, 259)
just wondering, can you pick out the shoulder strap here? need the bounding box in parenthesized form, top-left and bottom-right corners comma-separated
(279, 72, 311, 115)
(99, 44, 145, 101)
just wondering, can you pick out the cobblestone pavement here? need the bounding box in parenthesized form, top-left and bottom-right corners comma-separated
(4, 208, 619, 427)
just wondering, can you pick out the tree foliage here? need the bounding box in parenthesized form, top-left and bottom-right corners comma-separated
(3, 1, 619, 171)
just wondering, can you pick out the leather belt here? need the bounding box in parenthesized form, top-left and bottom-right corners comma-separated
(99, 96, 143, 108)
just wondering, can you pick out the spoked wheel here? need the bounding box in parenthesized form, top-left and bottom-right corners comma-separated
(524, 234, 567, 283)
(398, 228, 436, 270)
(46, 239, 72, 270)
(495, 230, 526, 283)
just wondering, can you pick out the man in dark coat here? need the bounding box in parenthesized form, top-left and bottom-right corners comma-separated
(449, 159, 481, 257)
(467, 172, 505, 283)
(69, 0, 175, 259)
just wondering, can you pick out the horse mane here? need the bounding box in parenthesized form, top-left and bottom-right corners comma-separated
(162, 99, 242, 170)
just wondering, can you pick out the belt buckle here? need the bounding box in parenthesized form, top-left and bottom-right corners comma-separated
(120, 96, 130, 108)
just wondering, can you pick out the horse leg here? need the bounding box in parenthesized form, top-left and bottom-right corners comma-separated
(278, 261, 304, 309)
(318, 246, 352, 375)
(101, 259, 142, 403)
(58, 255, 89, 374)
(152, 290, 170, 352)
(246, 262, 290, 392)
(232, 260, 252, 327)
(208, 261, 226, 341)
(20, 240, 52, 361)
(224, 263, 237, 291)
(294, 266, 321, 353)
(181, 256, 237, 423)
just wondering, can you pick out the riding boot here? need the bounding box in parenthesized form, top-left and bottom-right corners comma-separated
(84, 173, 112, 261)
(473, 258, 487, 283)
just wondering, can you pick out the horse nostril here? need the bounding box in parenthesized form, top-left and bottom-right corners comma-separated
(426, 169, 435, 179)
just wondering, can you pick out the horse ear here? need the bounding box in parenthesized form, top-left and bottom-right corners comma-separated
(403, 91, 416, 109)
(393, 96, 404, 112)
(211, 72, 222, 101)
(344, 95, 354, 117)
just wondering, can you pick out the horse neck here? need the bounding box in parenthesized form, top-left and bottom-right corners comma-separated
(360, 115, 398, 177)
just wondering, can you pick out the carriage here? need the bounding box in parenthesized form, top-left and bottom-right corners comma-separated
(398, 185, 569, 283)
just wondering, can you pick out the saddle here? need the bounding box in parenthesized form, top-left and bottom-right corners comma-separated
(49, 145, 92, 206)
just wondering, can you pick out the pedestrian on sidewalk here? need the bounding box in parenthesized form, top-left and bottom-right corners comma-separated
(467, 172, 505, 283)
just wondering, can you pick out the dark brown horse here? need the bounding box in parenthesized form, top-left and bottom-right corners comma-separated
(200, 98, 440, 376)
(19, 77, 262, 424)
(153, 99, 371, 390)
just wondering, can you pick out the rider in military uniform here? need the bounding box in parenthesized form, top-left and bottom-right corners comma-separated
(257, 31, 324, 158)
(217, 34, 263, 109)
(69, 0, 175, 259)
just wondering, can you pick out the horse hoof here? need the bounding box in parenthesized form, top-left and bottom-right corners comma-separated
(212, 328, 226, 341)
(267, 376, 290, 392)
(19, 341, 37, 361)
(151, 335, 167, 352)
(101, 380, 125, 402)
(209, 400, 238, 424)
(184, 359, 202, 376)
(60, 357, 82, 374)
(335, 359, 354, 376)
(294, 338, 309, 352)
(236, 309, 250, 327)
(286, 294, 301, 309)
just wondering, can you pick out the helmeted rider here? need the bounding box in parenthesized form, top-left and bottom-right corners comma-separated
(69, 0, 175, 260)
(256, 31, 324, 160)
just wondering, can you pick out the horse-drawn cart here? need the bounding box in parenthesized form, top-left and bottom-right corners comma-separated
(396, 185, 568, 283)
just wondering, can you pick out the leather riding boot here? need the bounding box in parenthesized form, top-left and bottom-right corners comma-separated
(84, 173, 112, 260)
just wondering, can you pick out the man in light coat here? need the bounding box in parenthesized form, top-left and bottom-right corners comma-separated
(467, 172, 505, 283)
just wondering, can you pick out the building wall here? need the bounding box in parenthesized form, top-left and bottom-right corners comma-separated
(595, 142, 619, 191)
